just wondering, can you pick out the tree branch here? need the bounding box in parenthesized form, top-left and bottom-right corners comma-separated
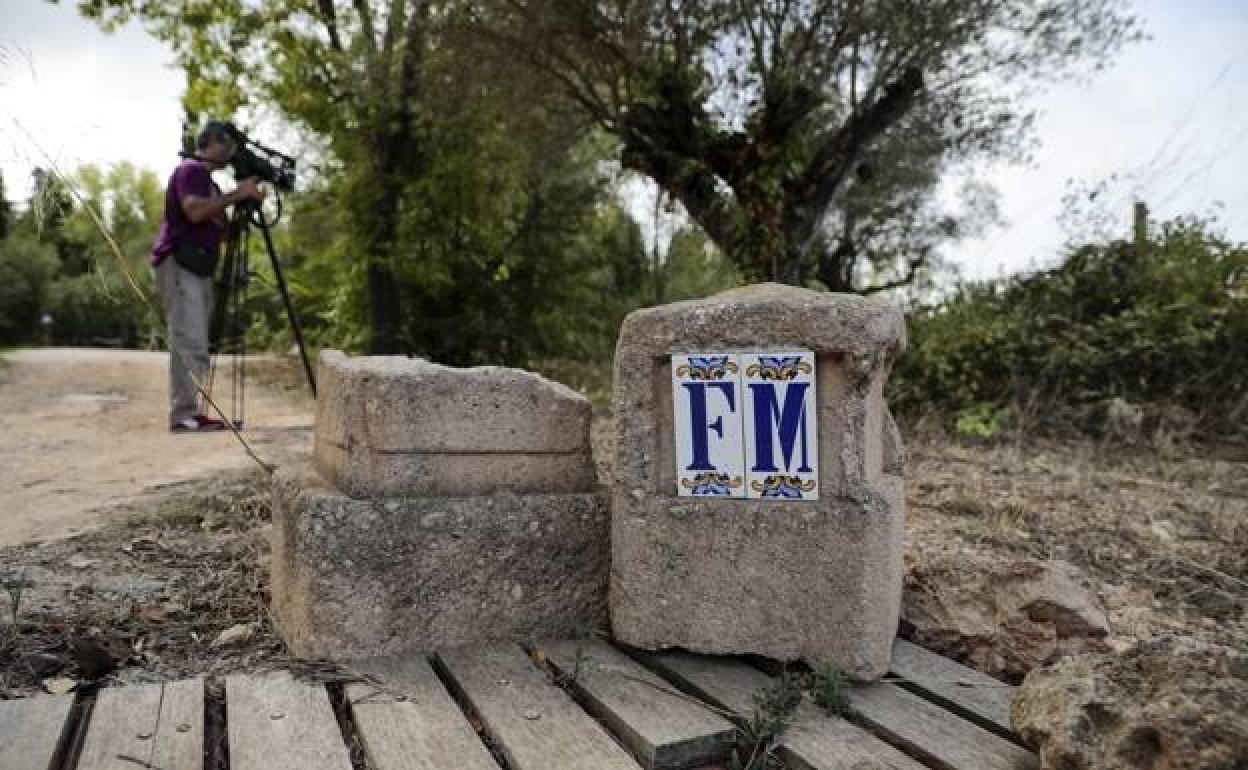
(739, 0, 771, 96)
(860, 253, 928, 294)
(382, 0, 408, 63)
(351, 0, 379, 56)
(315, 0, 345, 53)
(620, 136, 742, 258)
(796, 65, 923, 212)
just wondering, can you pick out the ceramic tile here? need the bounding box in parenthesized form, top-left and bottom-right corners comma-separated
(741, 351, 819, 500)
(671, 354, 746, 498)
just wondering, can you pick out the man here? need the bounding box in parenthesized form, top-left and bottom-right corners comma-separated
(151, 122, 264, 432)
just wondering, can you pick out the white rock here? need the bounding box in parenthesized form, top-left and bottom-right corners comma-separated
(43, 677, 78, 694)
(212, 622, 258, 649)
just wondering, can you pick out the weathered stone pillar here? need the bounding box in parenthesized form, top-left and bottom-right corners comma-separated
(270, 352, 608, 659)
(611, 284, 906, 678)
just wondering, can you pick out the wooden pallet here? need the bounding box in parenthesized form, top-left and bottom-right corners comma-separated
(0, 638, 1036, 770)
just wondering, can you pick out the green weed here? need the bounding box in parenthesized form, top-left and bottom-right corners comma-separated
(806, 660, 853, 717)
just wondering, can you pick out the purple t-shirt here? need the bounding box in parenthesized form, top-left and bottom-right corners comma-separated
(151, 160, 224, 266)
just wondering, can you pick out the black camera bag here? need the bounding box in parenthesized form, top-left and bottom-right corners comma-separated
(172, 240, 217, 278)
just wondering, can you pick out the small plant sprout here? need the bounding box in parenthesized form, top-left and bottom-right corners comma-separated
(2, 570, 33, 628)
(736, 672, 803, 770)
(807, 659, 853, 717)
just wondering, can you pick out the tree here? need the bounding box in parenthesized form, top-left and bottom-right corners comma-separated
(0, 233, 58, 345)
(71, 1, 628, 362)
(26, 168, 86, 273)
(0, 169, 12, 240)
(39, 163, 166, 346)
(479, 0, 1139, 290)
(662, 226, 742, 302)
(71, 0, 445, 352)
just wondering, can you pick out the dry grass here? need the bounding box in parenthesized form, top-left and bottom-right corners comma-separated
(906, 436, 1248, 648)
(0, 470, 289, 697)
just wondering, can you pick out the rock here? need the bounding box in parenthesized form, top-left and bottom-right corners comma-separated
(611, 283, 907, 678)
(1104, 397, 1144, 441)
(42, 676, 78, 695)
(902, 552, 1111, 682)
(212, 622, 259, 649)
(270, 466, 609, 660)
(313, 350, 596, 498)
(1012, 635, 1248, 770)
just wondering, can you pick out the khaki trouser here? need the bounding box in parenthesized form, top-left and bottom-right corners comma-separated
(156, 257, 213, 424)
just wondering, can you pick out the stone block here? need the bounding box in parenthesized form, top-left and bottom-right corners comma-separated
(313, 350, 595, 498)
(271, 465, 609, 659)
(611, 283, 906, 678)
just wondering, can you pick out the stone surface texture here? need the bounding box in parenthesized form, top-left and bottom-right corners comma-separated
(1012, 635, 1248, 770)
(314, 350, 595, 498)
(611, 283, 906, 678)
(902, 551, 1112, 683)
(271, 467, 609, 659)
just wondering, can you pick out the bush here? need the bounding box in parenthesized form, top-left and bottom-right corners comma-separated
(44, 271, 161, 348)
(0, 234, 58, 346)
(892, 217, 1248, 441)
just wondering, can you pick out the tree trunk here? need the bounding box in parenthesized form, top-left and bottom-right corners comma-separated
(366, 259, 402, 353)
(816, 233, 858, 293)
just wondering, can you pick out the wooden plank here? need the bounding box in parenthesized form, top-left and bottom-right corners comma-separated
(226, 671, 352, 770)
(78, 679, 203, 770)
(435, 643, 642, 770)
(540, 639, 735, 769)
(851, 683, 1038, 770)
(0, 694, 75, 770)
(890, 639, 1015, 735)
(344, 655, 498, 770)
(643, 651, 926, 770)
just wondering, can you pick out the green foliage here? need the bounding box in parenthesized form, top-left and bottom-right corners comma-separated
(270, 128, 648, 368)
(735, 672, 803, 770)
(893, 217, 1248, 440)
(954, 403, 1014, 440)
(0, 169, 12, 240)
(44, 272, 159, 347)
(1, 570, 31, 627)
(0, 232, 58, 345)
(805, 660, 853, 717)
(0, 163, 165, 348)
(52, 165, 162, 346)
(69, 0, 665, 359)
(660, 226, 743, 304)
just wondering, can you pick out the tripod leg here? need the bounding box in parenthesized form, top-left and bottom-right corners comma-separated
(235, 228, 249, 429)
(257, 219, 318, 397)
(206, 216, 241, 414)
(210, 209, 252, 425)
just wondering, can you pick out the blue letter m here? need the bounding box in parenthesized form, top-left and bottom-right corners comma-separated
(749, 382, 812, 473)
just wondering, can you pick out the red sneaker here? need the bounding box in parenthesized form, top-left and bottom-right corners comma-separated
(194, 414, 228, 431)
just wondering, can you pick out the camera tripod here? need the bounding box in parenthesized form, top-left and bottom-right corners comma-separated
(207, 199, 317, 428)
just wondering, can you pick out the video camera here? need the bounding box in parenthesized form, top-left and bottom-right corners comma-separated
(218, 122, 297, 193)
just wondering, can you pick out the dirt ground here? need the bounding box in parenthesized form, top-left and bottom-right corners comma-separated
(903, 436, 1248, 652)
(0, 348, 313, 545)
(0, 350, 1245, 699)
(0, 349, 313, 696)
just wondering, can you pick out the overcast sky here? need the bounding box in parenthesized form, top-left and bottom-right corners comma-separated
(2, 0, 1246, 280)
